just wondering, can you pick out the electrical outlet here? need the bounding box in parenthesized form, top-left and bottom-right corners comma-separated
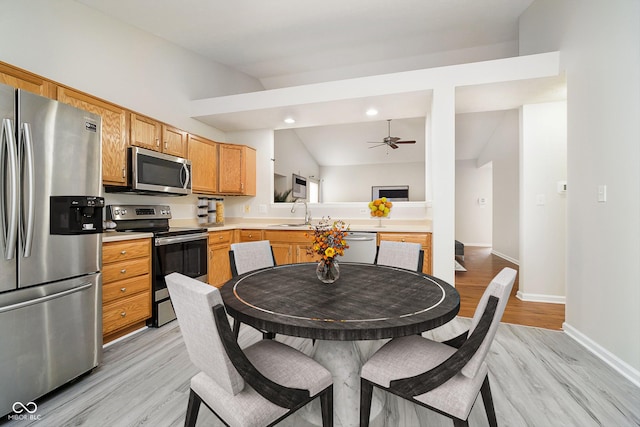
(243, 204, 251, 213)
(359, 209, 368, 214)
(259, 204, 267, 214)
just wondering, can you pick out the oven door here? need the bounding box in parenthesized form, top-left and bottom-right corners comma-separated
(151, 232, 208, 326)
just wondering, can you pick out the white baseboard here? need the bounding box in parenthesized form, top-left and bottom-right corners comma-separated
(463, 243, 492, 247)
(103, 326, 148, 348)
(563, 322, 640, 388)
(516, 290, 565, 304)
(491, 249, 519, 265)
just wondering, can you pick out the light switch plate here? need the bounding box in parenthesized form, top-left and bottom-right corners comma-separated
(597, 185, 607, 202)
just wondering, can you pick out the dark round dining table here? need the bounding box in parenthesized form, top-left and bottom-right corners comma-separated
(220, 262, 460, 427)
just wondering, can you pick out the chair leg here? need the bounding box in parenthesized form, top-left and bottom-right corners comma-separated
(481, 375, 498, 427)
(453, 418, 469, 427)
(320, 385, 334, 427)
(185, 389, 202, 427)
(360, 379, 374, 427)
(232, 320, 241, 339)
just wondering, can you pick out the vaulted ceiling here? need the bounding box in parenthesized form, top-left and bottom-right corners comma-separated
(76, 0, 565, 165)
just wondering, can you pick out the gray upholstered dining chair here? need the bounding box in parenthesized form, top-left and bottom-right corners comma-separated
(374, 240, 424, 272)
(360, 267, 517, 427)
(165, 272, 334, 427)
(229, 240, 277, 338)
(229, 240, 276, 276)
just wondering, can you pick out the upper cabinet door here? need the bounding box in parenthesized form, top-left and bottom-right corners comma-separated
(57, 87, 128, 186)
(218, 143, 244, 194)
(162, 125, 188, 158)
(0, 62, 56, 98)
(188, 134, 218, 194)
(130, 113, 161, 151)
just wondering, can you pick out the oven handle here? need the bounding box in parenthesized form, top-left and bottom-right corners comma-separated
(155, 232, 209, 246)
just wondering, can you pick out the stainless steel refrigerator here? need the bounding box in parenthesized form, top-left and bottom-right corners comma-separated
(0, 83, 103, 416)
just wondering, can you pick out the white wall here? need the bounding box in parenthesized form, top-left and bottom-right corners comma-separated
(520, 0, 640, 381)
(273, 129, 320, 198)
(0, 0, 262, 142)
(320, 162, 425, 203)
(455, 160, 492, 246)
(519, 102, 567, 302)
(492, 148, 520, 263)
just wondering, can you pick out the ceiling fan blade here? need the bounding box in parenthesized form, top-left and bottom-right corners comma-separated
(368, 143, 387, 149)
(390, 143, 399, 149)
(395, 140, 416, 144)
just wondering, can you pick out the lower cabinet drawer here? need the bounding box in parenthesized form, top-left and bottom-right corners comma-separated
(103, 258, 150, 284)
(103, 292, 151, 335)
(103, 274, 150, 304)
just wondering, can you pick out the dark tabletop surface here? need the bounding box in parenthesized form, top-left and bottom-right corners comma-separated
(220, 262, 460, 341)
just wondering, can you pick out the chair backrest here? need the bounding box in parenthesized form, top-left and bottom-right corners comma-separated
(165, 272, 245, 395)
(461, 267, 517, 379)
(229, 240, 275, 276)
(375, 240, 423, 272)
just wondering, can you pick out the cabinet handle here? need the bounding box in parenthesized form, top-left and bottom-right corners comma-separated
(120, 287, 126, 293)
(156, 138, 160, 148)
(219, 235, 223, 240)
(401, 239, 405, 242)
(121, 269, 126, 274)
(122, 168, 126, 178)
(121, 250, 127, 255)
(164, 141, 168, 150)
(120, 312, 126, 317)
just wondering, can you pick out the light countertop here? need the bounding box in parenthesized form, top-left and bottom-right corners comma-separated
(102, 218, 431, 242)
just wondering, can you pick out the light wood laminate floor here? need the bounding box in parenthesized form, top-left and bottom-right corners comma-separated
(456, 247, 565, 330)
(3, 316, 638, 426)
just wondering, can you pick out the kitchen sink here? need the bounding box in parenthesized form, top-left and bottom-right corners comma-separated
(271, 223, 309, 227)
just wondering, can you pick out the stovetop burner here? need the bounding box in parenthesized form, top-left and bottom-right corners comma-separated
(106, 204, 207, 237)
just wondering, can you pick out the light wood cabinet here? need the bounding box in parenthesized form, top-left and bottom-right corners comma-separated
(131, 113, 189, 158)
(238, 229, 264, 242)
(162, 124, 188, 158)
(218, 144, 256, 195)
(102, 238, 152, 343)
(57, 87, 128, 186)
(263, 230, 318, 265)
(188, 134, 218, 194)
(377, 232, 432, 274)
(130, 113, 162, 151)
(208, 230, 234, 288)
(0, 62, 56, 98)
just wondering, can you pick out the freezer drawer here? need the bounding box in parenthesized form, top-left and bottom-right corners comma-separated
(0, 274, 101, 417)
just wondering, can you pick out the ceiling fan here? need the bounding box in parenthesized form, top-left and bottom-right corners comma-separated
(368, 119, 416, 149)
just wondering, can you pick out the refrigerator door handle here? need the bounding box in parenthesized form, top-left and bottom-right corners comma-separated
(180, 163, 190, 189)
(0, 282, 93, 314)
(1, 118, 18, 260)
(20, 122, 35, 258)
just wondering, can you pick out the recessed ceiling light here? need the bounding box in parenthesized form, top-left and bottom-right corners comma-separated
(284, 117, 295, 124)
(366, 108, 378, 116)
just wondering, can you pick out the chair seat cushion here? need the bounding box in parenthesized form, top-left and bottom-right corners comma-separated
(191, 339, 332, 427)
(361, 334, 488, 420)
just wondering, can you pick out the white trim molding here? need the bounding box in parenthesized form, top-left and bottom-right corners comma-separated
(564, 322, 640, 388)
(516, 291, 565, 304)
(491, 249, 519, 265)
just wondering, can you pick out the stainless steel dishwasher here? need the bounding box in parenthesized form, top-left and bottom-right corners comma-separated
(341, 232, 377, 263)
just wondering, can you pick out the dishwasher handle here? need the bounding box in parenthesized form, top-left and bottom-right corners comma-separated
(345, 234, 376, 241)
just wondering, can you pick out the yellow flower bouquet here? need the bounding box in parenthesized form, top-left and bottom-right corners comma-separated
(307, 217, 349, 283)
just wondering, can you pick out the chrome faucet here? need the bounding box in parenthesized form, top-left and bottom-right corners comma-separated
(291, 199, 312, 224)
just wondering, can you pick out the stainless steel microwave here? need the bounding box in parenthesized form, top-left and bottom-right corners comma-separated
(105, 147, 192, 196)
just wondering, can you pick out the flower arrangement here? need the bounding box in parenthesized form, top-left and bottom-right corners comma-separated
(307, 217, 350, 264)
(369, 197, 393, 217)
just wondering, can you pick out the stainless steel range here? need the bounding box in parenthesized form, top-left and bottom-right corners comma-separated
(106, 205, 208, 327)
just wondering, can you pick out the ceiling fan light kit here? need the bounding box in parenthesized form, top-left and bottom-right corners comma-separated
(368, 119, 416, 150)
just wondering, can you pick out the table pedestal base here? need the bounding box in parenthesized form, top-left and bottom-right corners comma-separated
(299, 340, 384, 427)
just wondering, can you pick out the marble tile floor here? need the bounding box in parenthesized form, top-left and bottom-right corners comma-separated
(2, 318, 638, 427)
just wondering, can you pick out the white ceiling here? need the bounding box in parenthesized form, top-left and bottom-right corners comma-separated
(76, 0, 566, 164)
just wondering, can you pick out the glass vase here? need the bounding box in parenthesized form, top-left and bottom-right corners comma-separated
(316, 259, 340, 284)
